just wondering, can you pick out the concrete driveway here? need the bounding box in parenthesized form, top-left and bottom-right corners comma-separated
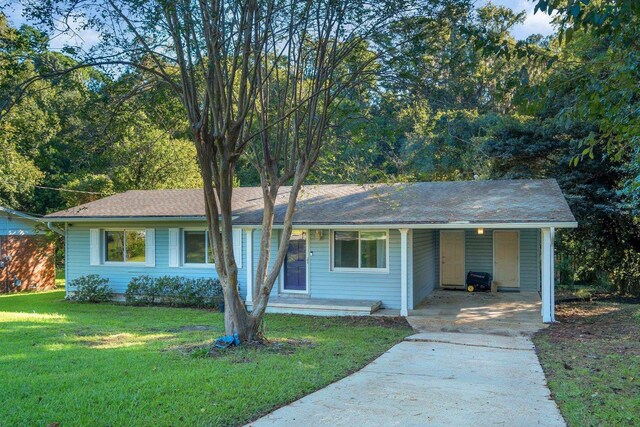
(249, 332, 564, 426)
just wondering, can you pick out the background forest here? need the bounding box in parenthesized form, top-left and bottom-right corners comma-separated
(1, 0, 639, 295)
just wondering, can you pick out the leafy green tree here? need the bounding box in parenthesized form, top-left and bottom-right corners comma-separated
(532, 0, 640, 202)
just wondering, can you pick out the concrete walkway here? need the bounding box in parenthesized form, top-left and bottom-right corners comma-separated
(249, 332, 564, 426)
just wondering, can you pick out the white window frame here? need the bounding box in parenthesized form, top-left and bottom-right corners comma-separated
(330, 229, 390, 273)
(182, 228, 215, 267)
(103, 228, 147, 265)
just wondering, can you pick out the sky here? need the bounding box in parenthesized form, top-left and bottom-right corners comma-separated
(484, 0, 555, 39)
(4, 0, 556, 51)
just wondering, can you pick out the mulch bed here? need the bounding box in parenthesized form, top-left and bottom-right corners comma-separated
(173, 337, 316, 360)
(537, 296, 640, 356)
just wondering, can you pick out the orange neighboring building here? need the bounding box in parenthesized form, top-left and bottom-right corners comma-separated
(0, 206, 56, 293)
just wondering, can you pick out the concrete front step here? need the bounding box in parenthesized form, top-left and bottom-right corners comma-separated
(247, 297, 382, 316)
(406, 316, 547, 336)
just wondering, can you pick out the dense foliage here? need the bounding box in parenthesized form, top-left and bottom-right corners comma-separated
(124, 275, 223, 309)
(1, 0, 639, 295)
(67, 274, 112, 303)
(0, 13, 200, 212)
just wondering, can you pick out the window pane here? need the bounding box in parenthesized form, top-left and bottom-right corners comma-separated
(125, 230, 146, 262)
(334, 231, 358, 268)
(185, 231, 206, 264)
(105, 231, 124, 262)
(360, 231, 387, 269)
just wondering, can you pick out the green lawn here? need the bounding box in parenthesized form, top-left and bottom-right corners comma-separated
(0, 291, 411, 426)
(534, 297, 640, 426)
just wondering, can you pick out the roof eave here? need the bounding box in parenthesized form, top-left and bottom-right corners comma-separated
(0, 206, 43, 223)
(251, 221, 578, 229)
(46, 216, 577, 229)
(45, 215, 208, 222)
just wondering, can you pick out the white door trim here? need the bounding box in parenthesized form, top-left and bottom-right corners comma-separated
(439, 230, 465, 287)
(492, 230, 520, 288)
(280, 229, 310, 295)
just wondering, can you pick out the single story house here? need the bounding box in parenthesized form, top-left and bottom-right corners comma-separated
(45, 179, 577, 322)
(0, 206, 56, 293)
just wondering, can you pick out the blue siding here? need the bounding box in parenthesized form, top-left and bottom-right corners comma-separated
(412, 229, 436, 307)
(520, 229, 540, 291)
(247, 228, 403, 309)
(464, 230, 493, 273)
(66, 222, 247, 296)
(0, 213, 39, 235)
(305, 229, 402, 309)
(66, 221, 541, 308)
(431, 229, 540, 291)
(251, 229, 282, 298)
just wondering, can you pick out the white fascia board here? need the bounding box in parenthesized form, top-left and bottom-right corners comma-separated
(46, 215, 238, 223)
(47, 217, 578, 229)
(0, 206, 42, 223)
(240, 221, 578, 230)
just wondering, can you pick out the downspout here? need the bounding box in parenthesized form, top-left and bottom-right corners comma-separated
(46, 222, 64, 236)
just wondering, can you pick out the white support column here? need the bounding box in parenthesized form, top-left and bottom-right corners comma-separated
(400, 228, 409, 317)
(245, 228, 254, 307)
(550, 227, 556, 322)
(541, 227, 555, 323)
(408, 229, 414, 310)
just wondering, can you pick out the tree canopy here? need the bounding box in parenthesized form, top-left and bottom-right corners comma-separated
(1, 0, 639, 301)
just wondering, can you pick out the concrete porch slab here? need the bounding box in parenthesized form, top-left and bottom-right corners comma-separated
(248, 296, 382, 316)
(406, 332, 535, 350)
(406, 289, 545, 336)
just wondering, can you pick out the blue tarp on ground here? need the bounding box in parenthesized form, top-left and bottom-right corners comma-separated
(214, 333, 240, 349)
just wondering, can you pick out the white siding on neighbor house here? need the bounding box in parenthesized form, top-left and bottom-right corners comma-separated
(0, 213, 40, 236)
(66, 222, 247, 296)
(412, 229, 436, 308)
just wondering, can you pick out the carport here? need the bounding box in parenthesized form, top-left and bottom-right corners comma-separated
(408, 225, 561, 324)
(406, 289, 544, 334)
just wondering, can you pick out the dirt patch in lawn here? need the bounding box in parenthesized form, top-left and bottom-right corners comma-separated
(533, 297, 640, 426)
(81, 333, 175, 349)
(539, 299, 640, 354)
(320, 316, 410, 329)
(173, 337, 316, 360)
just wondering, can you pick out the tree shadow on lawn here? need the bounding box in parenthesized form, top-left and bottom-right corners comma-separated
(0, 290, 411, 363)
(0, 290, 413, 426)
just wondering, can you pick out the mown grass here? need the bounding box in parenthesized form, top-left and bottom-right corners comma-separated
(534, 298, 640, 426)
(55, 269, 65, 288)
(0, 291, 411, 426)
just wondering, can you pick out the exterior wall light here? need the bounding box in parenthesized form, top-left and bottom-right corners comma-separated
(477, 228, 484, 235)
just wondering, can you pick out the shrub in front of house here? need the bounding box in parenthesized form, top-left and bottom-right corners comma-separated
(124, 275, 223, 309)
(67, 275, 112, 303)
(124, 275, 161, 305)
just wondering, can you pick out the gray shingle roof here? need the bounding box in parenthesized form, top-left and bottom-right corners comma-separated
(45, 179, 576, 226)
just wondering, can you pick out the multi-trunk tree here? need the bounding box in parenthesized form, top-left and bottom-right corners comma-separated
(16, 0, 419, 340)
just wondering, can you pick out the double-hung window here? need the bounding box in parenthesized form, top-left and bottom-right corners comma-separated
(183, 230, 214, 265)
(332, 230, 387, 270)
(104, 230, 146, 263)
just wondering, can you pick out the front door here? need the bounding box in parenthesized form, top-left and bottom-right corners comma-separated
(440, 231, 465, 287)
(493, 231, 519, 288)
(284, 230, 307, 292)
